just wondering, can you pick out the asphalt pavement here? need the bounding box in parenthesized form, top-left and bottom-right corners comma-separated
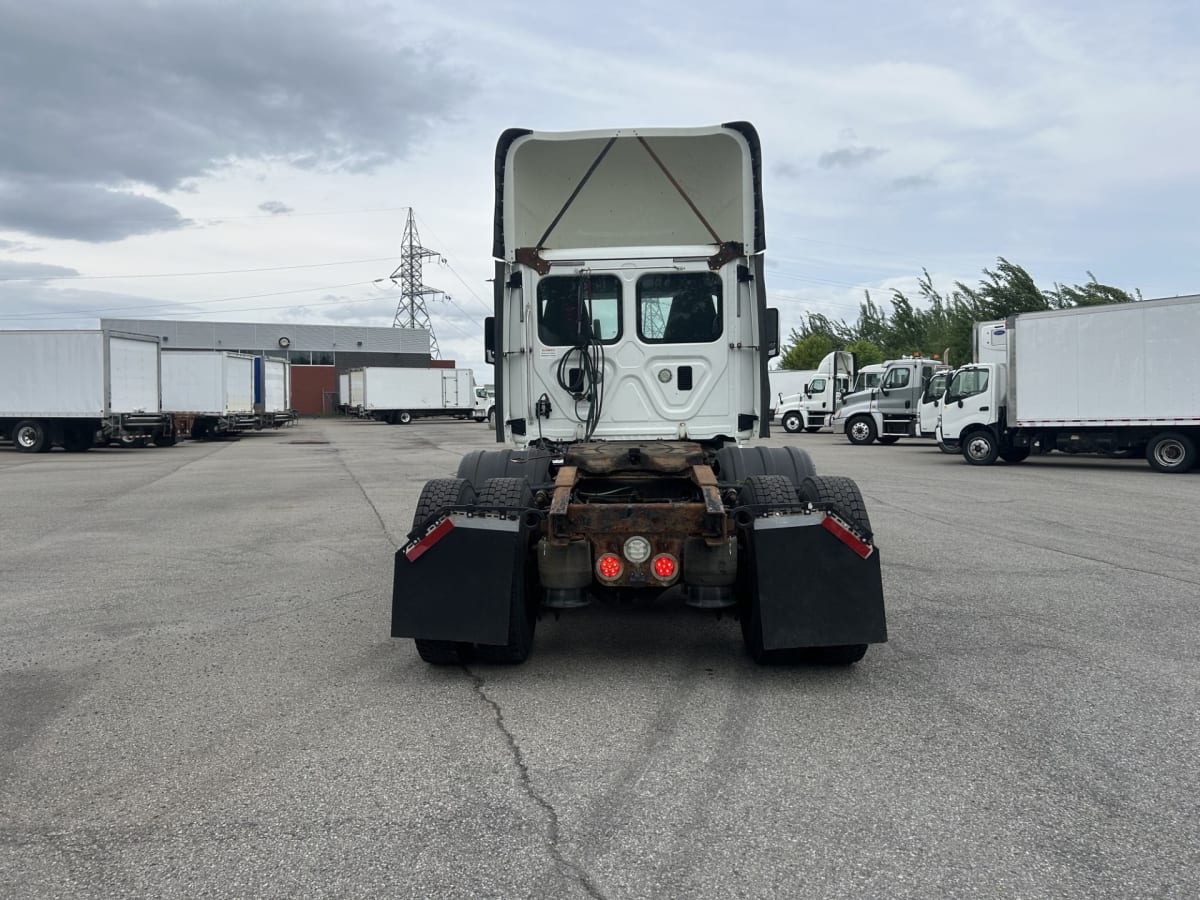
(2, 419, 1198, 899)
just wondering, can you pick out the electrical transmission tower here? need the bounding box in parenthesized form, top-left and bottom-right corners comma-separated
(389, 208, 444, 358)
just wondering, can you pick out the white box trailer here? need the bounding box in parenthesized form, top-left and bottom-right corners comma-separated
(0, 329, 173, 452)
(939, 295, 1200, 472)
(348, 369, 365, 416)
(338, 372, 351, 412)
(252, 356, 295, 427)
(358, 367, 475, 424)
(161, 351, 255, 439)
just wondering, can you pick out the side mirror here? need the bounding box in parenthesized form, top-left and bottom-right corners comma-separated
(484, 317, 496, 365)
(764, 308, 780, 358)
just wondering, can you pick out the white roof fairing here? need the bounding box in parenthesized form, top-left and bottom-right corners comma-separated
(494, 124, 764, 260)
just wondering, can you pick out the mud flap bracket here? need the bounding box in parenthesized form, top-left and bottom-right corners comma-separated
(750, 513, 887, 650)
(392, 516, 523, 644)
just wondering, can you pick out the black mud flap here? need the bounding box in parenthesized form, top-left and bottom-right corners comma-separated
(750, 514, 887, 650)
(392, 516, 522, 644)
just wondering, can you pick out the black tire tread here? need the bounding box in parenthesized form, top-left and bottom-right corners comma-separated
(799, 475, 872, 536)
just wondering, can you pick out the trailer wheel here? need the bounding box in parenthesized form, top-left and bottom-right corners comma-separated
(714, 445, 816, 488)
(963, 430, 999, 465)
(1146, 432, 1196, 473)
(798, 475, 872, 537)
(398, 411, 413, 424)
(1000, 447, 1030, 463)
(411, 477, 478, 665)
(846, 416, 876, 445)
(781, 411, 802, 433)
(474, 477, 537, 664)
(877, 435, 900, 445)
(62, 425, 94, 452)
(12, 420, 48, 453)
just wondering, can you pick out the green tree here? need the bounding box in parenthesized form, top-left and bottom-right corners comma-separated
(779, 331, 832, 369)
(844, 339, 884, 366)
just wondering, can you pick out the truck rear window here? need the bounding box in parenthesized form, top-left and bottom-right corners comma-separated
(537, 275, 622, 346)
(636, 272, 723, 344)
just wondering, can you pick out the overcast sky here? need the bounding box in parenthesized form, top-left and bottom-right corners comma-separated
(2, 0, 1197, 376)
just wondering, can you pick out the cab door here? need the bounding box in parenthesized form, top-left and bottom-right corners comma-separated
(919, 371, 949, 436)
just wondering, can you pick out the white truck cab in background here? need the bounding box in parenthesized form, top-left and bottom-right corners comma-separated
(774, 351, 854, 433)
(831, 356, 949, 445)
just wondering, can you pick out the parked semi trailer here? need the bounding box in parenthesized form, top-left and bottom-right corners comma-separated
(0, 330, 173, 452)
(392, 123, 887, 666)
(357, 367, 475, 424)
(161, 350, 255, 439)
(253, 356, 294, 427)
(939, 296, 1200, 472)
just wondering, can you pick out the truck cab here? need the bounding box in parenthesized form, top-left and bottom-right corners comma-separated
(831, 357, 948, 445)
(472, 385, 495, 425)
(392, 124, 887, 666)
(774, 351, 854, 433)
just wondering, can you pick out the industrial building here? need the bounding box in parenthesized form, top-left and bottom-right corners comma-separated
(101, 318, 442, 415)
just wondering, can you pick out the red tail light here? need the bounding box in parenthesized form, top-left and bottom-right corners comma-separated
(596, 553, 623, 581)
(651, 554, 677, 580)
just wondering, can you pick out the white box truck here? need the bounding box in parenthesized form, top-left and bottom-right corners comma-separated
(358, 367, 475, 424)
(0, 330, 173, 452)
(161, 351, 255, 439)
(939, 296, 1200, 472)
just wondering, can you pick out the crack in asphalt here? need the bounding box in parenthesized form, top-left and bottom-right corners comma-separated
(328, 438, 400, 550)
(464, 668, 607, 900)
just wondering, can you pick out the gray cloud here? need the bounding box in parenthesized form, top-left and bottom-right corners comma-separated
(0, 2, 472, 241)
(817, 146, 888, 169)
(0, 179, 190, 242)
(259, 201, 295, 216)
(772, 160, 804, 179)
(0, 259, 81, 281)
(890, 174, 937, 191)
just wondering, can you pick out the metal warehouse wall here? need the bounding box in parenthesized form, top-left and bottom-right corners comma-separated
(101, 318, 431, 355)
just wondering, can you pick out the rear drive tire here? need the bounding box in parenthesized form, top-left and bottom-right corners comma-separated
(473, 477, 537, 664)
(1146, 432, 1196, 473)
(781, 411, 802, 433)
(410, 478, 477, 665)
(714, 445, 817, 488)
(803, 644, 868, 665)
(963, 430, 999, 466)
(846, 416, 877, 445)
(12, 420, 48, 453)
(798, 475, 872, 536)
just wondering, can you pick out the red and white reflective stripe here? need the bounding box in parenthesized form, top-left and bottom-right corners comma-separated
(820, 514, 873, 559)
(403, 517, 455, 562)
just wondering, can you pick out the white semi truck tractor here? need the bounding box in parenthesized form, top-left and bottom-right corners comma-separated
(392, 124, 887, 665)
(939, 297, 1200, 472)
(831, 356, 950, 445)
